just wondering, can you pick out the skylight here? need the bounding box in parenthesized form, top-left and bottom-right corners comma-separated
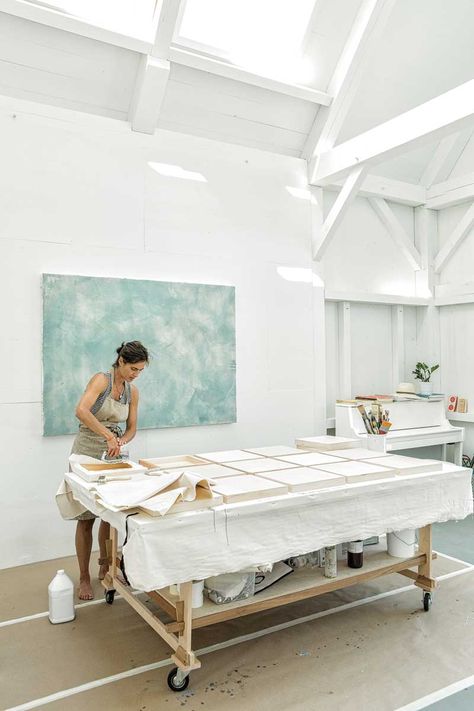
(28, 0, 157, 38)
(178, 0, 317, 84)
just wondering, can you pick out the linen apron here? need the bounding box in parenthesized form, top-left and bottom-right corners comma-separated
(58, 371, 131, 521)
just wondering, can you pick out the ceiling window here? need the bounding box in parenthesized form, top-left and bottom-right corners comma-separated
(28, 0, 157, 38)
(177, 0, 317, 84)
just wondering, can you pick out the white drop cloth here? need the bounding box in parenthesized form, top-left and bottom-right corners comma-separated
(63, 467, 473, 592)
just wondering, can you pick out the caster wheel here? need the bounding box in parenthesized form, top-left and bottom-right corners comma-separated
(423, 592, 432, 611)
(167, 668, 189, 692)
(105, 589, 116, 605)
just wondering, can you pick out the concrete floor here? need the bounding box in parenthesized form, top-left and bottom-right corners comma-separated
(1, 514, 473, 711)
(425, 513, 474, 711)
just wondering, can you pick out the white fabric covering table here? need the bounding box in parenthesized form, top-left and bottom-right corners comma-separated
(64, 466, 472, 592)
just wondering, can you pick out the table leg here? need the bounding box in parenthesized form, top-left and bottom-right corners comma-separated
(415, 525, 436, 592)
(171, 581, 201, 674)
(453, 442, 462, 466)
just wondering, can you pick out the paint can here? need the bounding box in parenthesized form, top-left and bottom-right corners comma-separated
(387, 529, 416, 558)
(48, 570, 75, 624)
(192, 580, 204, 608)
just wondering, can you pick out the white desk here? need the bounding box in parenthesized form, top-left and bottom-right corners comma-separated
(336, 400, 464, 464)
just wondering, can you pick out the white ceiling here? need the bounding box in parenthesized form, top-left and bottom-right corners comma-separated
(0, 0, 472, 184)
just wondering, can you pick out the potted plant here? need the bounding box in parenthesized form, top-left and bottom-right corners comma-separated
(412, 362, 439, 396)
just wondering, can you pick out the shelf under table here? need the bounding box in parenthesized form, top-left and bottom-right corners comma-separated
(155, 548, 427, 629)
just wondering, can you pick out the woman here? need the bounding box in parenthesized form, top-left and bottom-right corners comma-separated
(72, 340, 149, 600)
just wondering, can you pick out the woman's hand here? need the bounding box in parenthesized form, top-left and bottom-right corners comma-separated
(106, 435, 121, 458)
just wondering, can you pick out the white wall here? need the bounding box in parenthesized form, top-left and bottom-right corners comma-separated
(0, 97, 320, 569)
(321, 193, 416, 296)
(325, 302, 417, 420)
(436, 133, 474, 459)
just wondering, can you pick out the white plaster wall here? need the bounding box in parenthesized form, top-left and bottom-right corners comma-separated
(0, 98, 318, 569)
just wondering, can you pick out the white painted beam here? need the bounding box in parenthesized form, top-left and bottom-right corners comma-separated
(415, 305, 441, 393)
(369, 197, 422, 270)
(325, 174, 426, 206)
(325, 291, 431, 306)
(414, 206, 437, 298)
(0, 0, 154, 53)
(311, 79, 474, 184)
(435, 293, 474, 306)
(310, 187, 324, 262)
(129, 56, 170, 134)
(420, 130, 472, 188)
(391, 305, 405, 391)
(426, 171, 474, 209)
(435, 281, 474, 305)
(312, 278, 327, 434)
(338, 302, 352, 400)
(313, 166, 366, 261)
(303, 0, 395, 159)
(169, 46, 332, 105)
(434, 202, 474, 273)
(152, 0, 184, 58)
(128, 0, 183, 135)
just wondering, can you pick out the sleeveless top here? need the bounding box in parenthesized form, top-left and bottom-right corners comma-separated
(71, 369, 132, 459)
(91, 370, 131, 414)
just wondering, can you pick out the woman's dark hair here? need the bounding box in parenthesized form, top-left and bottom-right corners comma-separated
(113, 341, 149, 367)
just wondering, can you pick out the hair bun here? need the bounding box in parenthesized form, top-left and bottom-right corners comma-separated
(116, 342, 126, 355)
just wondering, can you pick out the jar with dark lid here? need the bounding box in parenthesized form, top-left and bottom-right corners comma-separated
(347, 540, 363, 568)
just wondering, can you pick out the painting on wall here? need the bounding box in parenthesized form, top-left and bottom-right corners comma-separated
(42, 274, 236, 436)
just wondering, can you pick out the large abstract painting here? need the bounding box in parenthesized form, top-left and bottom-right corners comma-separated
(42, 274, 236, 435)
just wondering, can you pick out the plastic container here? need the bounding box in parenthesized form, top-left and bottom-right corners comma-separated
(204, 572, 255, 605)
(324, 546, 337, 578)
(387, 529, 416, 558)
(48, 570, 75, 624)
(192, 580, 204, 608)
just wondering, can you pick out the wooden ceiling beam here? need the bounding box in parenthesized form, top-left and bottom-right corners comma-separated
(169, 45, 332, 105)
(0, 0, 154, 52)
(303, 0, 396, 160)
(311, 79, 474, 185)
(313, 166, 366, 260)
(419, 129, 472, 188)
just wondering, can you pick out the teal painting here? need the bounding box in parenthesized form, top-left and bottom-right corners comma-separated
(42, 274, 236, 435)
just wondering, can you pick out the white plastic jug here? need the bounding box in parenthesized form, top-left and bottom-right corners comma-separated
(48, 570, 75, 624)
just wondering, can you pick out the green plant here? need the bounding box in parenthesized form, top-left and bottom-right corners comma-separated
(412, 362, 439, 382)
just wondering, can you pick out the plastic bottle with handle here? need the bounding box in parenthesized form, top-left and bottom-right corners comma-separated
(48, 570, 75, 624)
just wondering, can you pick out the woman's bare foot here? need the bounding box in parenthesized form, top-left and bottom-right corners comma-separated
(98, 558, 109, 581)
(78, 577, 94, 600)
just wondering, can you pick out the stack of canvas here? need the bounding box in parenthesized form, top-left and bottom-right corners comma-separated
(312, 460, 397, 483)
(295, 435, 360, 451)
(242, 445, 303, 457)
(198, 449, 262, 463)
(257, 467, 346, 492)
(275, 452, 346, 467)
(361, 455, 441, 476)
(222, 458, 298, 474)
(212, 475, 289, 503)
